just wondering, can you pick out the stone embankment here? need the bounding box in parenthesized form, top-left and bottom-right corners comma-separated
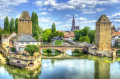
(0, 54, 6, 64)
(88, 47, 113, 57)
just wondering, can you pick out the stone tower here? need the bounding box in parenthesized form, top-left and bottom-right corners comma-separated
(18, 11, 32, 34)
(95, 14, 111, 51)
(111, 25, 116, 34)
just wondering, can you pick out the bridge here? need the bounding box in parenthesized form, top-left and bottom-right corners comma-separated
(39, 45, 85, 54)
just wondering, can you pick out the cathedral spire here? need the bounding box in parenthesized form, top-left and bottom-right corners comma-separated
(72, 15, 75, 27)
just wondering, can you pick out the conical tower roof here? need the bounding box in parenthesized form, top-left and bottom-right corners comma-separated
(97, 14, 111, 23)
(19, 11, 31, 20)
(111, 25, 115, 29)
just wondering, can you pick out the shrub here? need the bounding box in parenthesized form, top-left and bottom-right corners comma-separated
(11, 48, 16, 52)
(24, 45, 39, 56)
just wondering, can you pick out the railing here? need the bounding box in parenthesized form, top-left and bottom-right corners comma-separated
(9, 54, 41, 61)
(39, 45, 83, 48)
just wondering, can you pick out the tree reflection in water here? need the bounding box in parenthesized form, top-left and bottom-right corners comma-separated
(3, 65, 41, 79)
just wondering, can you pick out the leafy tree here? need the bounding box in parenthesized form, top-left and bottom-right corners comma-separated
(79, 36, 90, 44)
(52, 23, 56, 33)
(31, 12, 42, 40)
(15, 18, 18, 33)
(88, 30, 95, 44)
(24, 45, 39, 56)
(42, 29, 52, 42)
(74, 30, 80, 41)
(80, 26, 90, 37)
(10, 18, 14, 33)
(4, 16, 10, 33)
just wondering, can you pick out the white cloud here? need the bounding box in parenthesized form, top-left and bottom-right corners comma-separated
(82, 8, 106, 14)
(75, 14, 78, 17)
(34, 0, 120, 13)
(48, 8, 54, 11)
(39, 12, 48, 15)
(0, 0, 29, 28)
(55, 22, 62, 25)
(76, 17, 87, 21)
(39, 8, 47, 11)
(16, 14, 20, 18)
(39, 17, 52, 22)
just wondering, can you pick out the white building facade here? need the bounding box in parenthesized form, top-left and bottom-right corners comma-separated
(111, 36, 120, 46)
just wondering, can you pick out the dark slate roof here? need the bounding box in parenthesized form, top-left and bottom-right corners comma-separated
(97, 14, 111, 23)
(16, 35, 37, 42)
(51, 36, 63, 41)
(19, 11, 31, 20)
(13, 33, 24, 39)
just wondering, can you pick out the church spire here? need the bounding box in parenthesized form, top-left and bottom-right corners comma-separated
(72, 15, 75, 27)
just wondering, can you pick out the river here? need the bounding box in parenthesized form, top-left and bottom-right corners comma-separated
(0, 50, 120, 79)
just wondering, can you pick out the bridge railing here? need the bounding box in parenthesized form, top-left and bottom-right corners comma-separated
(39, 45, 83, 48)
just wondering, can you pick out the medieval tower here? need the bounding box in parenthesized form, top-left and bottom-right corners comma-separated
(95, 14, 111, 51)
(18, 11, 32, 34)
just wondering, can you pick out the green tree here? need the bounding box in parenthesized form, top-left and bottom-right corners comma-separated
(88, 30, 95, 44)
(31, 12, 42, 40)
(79, 36, 90, 44)
(52, 23, 56, 33)
(4, 16, 10, 33)
(24, 45, 39, 56)
(9, 18, 14, 33)
(15, 18, 18, 33)
(74, 30, 80, 41)
(80, 26, 90, 37)
(42, 29, 52, 42)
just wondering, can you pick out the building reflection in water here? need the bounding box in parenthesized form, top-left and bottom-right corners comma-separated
(94, 61, 110, 79)
(4, 65, 41, 79)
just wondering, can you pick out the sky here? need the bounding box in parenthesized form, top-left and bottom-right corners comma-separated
(1, 0, 120, 31)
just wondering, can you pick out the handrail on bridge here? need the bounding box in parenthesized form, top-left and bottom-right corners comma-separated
(39, 45, 83, 48)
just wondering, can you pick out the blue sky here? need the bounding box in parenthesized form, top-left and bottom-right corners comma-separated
(1, 0, 120, 31)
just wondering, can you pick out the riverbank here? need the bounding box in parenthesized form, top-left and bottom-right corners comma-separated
(0, 53, 6, 64)
(41, 54, 115, 63)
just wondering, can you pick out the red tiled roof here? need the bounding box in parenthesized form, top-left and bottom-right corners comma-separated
(64, 35, 70, 38)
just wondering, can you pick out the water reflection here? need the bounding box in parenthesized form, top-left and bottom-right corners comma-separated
(1, 59, 120, 79)
(0, 64, 41, 79)
(94, 61, 110, 79)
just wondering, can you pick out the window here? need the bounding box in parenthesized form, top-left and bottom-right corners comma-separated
(17, 61, 20, 63)
(21, 42, 24, 45)
(32, 42, 35, 45)
(26, 42, 30, 45)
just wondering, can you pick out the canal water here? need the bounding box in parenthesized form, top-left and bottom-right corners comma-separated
(1, 50, 120, 79)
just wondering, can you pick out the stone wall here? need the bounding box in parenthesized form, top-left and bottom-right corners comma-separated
(18, 19, 32, 34)
(88, 47, 112, 57)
